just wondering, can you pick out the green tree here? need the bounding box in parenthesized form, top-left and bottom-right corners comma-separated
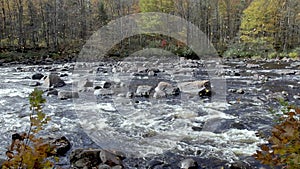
(240, 0, 282, 56)
(139, 0, 174, 13)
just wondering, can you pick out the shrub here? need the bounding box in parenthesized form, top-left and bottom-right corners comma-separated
(288, 52, 298, 58)
(253, 103, 300, 168)
(2, 88, 55, 169)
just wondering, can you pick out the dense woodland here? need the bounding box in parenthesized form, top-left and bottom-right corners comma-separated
(0, 0, 300, 59)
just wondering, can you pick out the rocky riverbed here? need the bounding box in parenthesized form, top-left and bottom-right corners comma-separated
(0, 57, 299, 168)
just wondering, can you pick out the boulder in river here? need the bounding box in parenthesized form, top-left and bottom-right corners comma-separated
(49, 136, 71, 156)
(47, 89, 59, 96)
(70, 149, 125, 168)
(179, 158, 198, 169)
(77, 78, 94, 92)
(135, 85, 153, 97)
(154, 82, 180, 98)
(32, 73, 44, 80)
(70, 149, 102, 168)
(178, 80, 211, 96)
(43, 74, 66, 88)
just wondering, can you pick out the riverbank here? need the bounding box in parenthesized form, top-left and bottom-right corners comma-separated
(0, 49, 299, 67)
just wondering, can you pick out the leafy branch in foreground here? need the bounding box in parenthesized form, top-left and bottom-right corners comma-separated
(253, 103, 300, 168)
(2, 88, 56, 169)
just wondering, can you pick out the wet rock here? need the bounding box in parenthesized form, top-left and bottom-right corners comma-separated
(58, 91, 79, 100)
(32, 73, 44, 80)
(236, 89, 245, 94)
(178, 80, 210, 95)
(43, 74, 66, 88)
(80, 79, 94, 88)
(179, 158, 198, 169)
(228, 89, 237, 93)
(102, 81, 112, 89)
(153, 90, 167, 98)
(100, 150, 122, 166)
(294, 94, 300, 100)
(59, 73, 68, 77)
(154, 82, 180, 98)
(135, 85, 153, 97)
(111, 165, 123, 169)
(94, 89, 114, 96)
(50, 136, 71, 156)
(147, 160, 164, 168)
(279, 70, 296, 75)
(47, 89, 58, 96)
(70, 149, 102, 168)
(98, 164, 112, 169)
(148, 70, 156, 76)
(229, 161, 252, 169)
(29, 81, 41, 87)
(198, 87, 212, 97)
(126, 92, 134, 98)
(78, 79, 94, 92)
(45, 57, 54, 63)
(230, 122, 247, 130)
(246, 63, 260, 68)
(191, 126, 203, 131)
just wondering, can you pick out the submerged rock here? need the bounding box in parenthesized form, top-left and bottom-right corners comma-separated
(29, 81, 41, 87)
(58, 91, 79, 100)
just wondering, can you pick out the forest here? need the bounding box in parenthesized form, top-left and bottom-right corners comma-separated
(0, 0, 300, 60)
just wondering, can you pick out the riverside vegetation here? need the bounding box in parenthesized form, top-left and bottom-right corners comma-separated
(2, 88, 56, 169)
(253, 101, 300, 168)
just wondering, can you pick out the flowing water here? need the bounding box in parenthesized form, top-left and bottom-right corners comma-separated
(0, 58, 299, 168)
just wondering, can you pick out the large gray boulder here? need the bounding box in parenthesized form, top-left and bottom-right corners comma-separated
(178, 80, 211, 95)
(43, 74, 66, 88)
(70, 149, 125, 169)
(153, 82, 180, 98)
